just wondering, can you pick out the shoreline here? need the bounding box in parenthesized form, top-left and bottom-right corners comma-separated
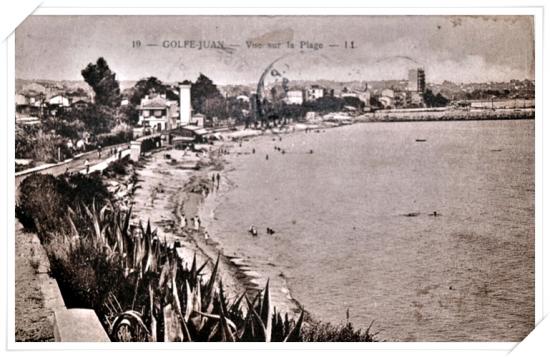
(125, 137, 304, 318)
(119, 116, 535, 333)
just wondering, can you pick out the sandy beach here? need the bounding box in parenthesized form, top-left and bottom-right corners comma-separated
(125, 133, 304, 316)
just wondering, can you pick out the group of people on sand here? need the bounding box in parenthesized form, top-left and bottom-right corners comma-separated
(248, 225, 276, 237)
(211, 172, 221, 190)
(180, 214, 202, 231)
(180, 214, 212, 242)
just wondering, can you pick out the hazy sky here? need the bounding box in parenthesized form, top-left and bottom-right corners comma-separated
(15, 15, 534, 85)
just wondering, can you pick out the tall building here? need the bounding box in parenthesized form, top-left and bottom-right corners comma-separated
(178, 81, 192, 126)
(407, 68, 426, 93)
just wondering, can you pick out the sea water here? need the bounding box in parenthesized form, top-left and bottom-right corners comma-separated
(204, 120, 534, 341)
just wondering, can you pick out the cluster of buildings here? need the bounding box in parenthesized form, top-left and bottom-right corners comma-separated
(14, 67, 429, 131)
(278, 68, 427, 111)
(135, 82, 207, 133)
(15, 91, 91, 125)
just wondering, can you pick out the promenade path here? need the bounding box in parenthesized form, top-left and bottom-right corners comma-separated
(16, 143, 130, 190)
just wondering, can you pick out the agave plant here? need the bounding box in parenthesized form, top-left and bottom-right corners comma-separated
(60, 202, 307, 342)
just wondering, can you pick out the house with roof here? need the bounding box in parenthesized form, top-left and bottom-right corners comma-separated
(48, 94, 70, 107)
(138, 94, 179, 132)
(306, 85, 325, 102)
(170, 125, 208, 149)
(16, 93, 44, 119)
(285, 90, 304, 105)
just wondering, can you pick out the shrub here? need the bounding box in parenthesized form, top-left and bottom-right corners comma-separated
(16, 173, 111, 237)
(302, 320, 377, 342)
(16, 174, 71, 234)
(45, 234, 133, 314)
(102, 157, 130, 177)
(94, 130, 133, 148)
(65, 172, 111, 208)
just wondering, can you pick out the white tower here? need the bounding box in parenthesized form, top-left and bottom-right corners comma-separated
(178, 82, 192, 126)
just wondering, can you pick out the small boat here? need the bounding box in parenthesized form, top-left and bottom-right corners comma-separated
(415, 139, 427, 142)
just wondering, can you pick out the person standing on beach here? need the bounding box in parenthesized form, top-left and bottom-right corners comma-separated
(84, 159, 90, 174)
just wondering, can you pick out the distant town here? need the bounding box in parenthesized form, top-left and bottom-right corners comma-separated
(15, 57, 535, 171)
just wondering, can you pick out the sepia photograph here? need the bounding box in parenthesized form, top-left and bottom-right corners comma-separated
(13, 13, 536, 343)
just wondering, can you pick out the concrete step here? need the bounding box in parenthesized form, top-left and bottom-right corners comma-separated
(53, 309, 110, 342)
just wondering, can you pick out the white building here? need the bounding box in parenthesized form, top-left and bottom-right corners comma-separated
(48, 94, 70, 107)
(138, 94, 179, 131)
(306, 86, 324, 101)
(179, 82, 192, 126)
(285, 90, 304, 105)
(381, 89, 395, 98)
(191, 113, 206, 127)
(236, 95, 250, 102)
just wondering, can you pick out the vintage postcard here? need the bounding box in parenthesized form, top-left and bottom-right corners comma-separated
(10, 8, 542, 348)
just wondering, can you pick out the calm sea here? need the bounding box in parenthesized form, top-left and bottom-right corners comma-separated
(203, 120, 534, 341)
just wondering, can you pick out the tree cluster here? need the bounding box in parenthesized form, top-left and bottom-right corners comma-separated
(423, 89, 450, 107)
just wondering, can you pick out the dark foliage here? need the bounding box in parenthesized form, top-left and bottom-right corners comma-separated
(15, 126, 73, 163)
(65, 173, 111, 208)
(102, 156, 130, 177)
(46, 238, 134, 314)
(81, 57, 121, 108)
(16, 174, 71, 234)
(191, 73, 224, 115)
(423, 89, 450, 108)
(94, 130, 133, 148)
(302, 321, 377, 342)
(343, 96, 365, 110)
(123, 77, 178, 125)
(16, 173, 111, 236)
(304, 96, 345, 113)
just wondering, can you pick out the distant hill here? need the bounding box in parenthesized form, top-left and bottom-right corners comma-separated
(16, 79, 138, 95)
(16, 78, 534, 101)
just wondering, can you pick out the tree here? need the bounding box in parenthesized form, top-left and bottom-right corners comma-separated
(369, 96, 383, 110)
(81, 57, 121, 108)
(70, 104, 116, 134)
(122, 77, 178, 125)
(423, 89, 450, 107)
(203, 97, 227, 118)
(129, 77, 178, 106)
(191, 73, 223, 114)
(343, 96, 365, 110)
(305, 96, 345, 113)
